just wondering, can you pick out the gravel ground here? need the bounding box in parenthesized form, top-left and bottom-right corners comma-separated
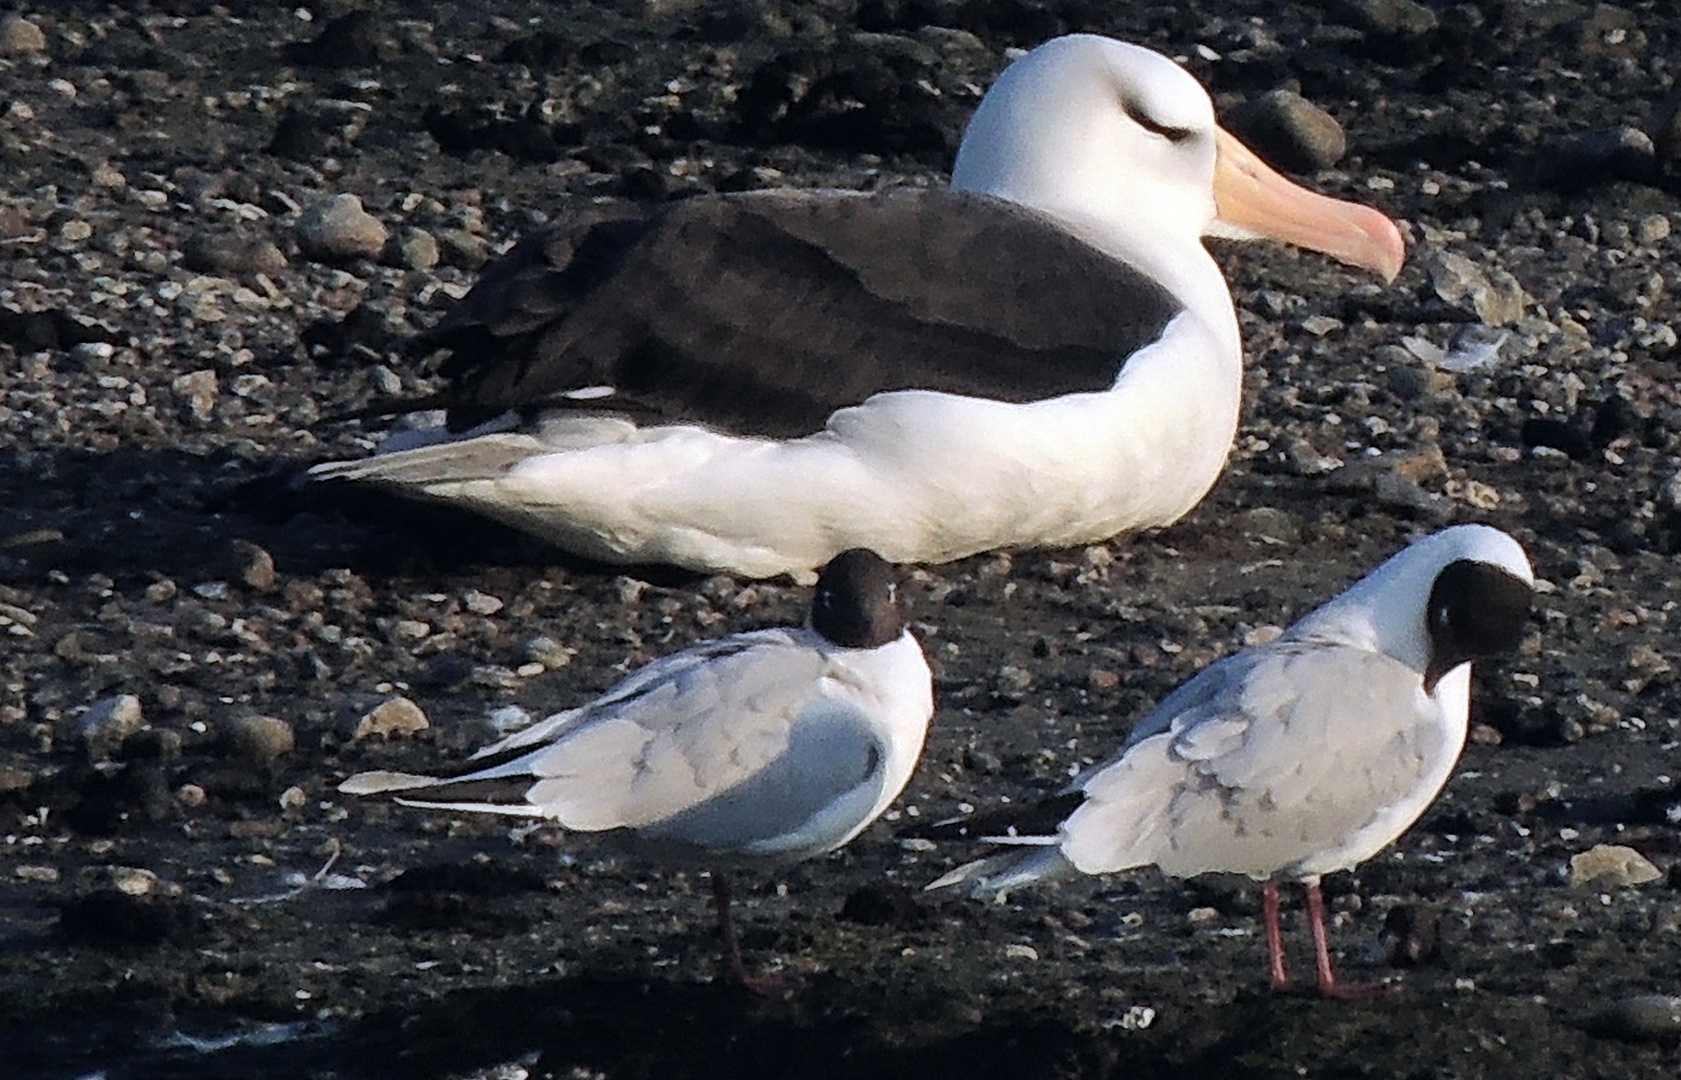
(3, 2, 1681, 1077)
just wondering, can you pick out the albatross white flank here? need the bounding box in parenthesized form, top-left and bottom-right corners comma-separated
(929, 525, 1534, 998)
(312, 35, 1405, 579)
(339, 549, 932, 990)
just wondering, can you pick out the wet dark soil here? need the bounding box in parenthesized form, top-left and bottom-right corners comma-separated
(4, 2, 1681, 1078)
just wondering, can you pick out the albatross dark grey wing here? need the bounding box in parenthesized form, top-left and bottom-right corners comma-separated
(419, 188, 1182, 437)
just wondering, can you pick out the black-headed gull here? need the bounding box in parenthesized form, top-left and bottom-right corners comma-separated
(340, 548, 933, 989)
(930, 525, 1534, 998)
(313, 35, 1403, 579)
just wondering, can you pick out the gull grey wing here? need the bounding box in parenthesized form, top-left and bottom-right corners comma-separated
(423, 188, 1182, 437)
(1114, 647, 1258, 753)
(463, 631, 797, 764)
(386, 637, 833, 831)
(635, 702, 891, 858)
(1062, 643, 1445, 880)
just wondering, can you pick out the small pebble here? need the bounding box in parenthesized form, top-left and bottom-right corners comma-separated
(296, 193, 388, 262)
(354, 696, 430, 740)
(228, 539, 277, 591)
(389, 619, 431, 643)
(1468, 723, 1503, 746)
(182, 231, 289, 275)
(1241, 506, 1301, 544)
(226, 715, 296, 763)
(1086, 667, 1120, 691)
(16, 865, 60, 883)
(1569, 844, 1663, 887)
(0, 14, 46, 54)
(79, 694, 145, 761)
(1343, 0, 1439, 36)
(176, 784, 207, 808)
(171, 369, 219, 422)
(1439, 326, 1510, 373)
(995, 665, 1034, 694)
(279, 785, 307, 811)
(463, 589, 504, 616)
(524, 635, 575, 668)
(1539, 126, 1658, 190)
(1427, 253, 1528, 325)
(108, 867, 159, 896)
(386, 226, 440, 270)
(436, 226, 490, 269)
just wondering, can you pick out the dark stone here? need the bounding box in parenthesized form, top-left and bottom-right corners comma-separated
(839, 883, 930, 928)
(1534, 127, 1658, 192)
(300, 302, 402, 362)
(182, 230, 288, 276)
(282, 10, 389, 68)
(1521, 416, 1593, 459)
(1381, 903, 1440, 967)
(1224, 90, 1348, 174)
(422, 104, 577, 163)
(736, 40, 966, 164)
(0, 308, 121, 351)
(60, 890, 186, 948)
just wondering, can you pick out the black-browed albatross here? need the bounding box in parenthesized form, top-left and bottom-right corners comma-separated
(929, 524, 1535, 998)
(312, 35, 1406, 579)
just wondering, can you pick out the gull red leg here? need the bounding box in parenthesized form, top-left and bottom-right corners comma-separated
(709, 872, 797, 997)
(710, 871, 755, 988)
(1306, 881, 1392, 1000)
(1262, 884, 1289, 990)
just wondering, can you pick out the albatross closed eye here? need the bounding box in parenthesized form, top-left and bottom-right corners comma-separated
(1122, 100, 1198, 143)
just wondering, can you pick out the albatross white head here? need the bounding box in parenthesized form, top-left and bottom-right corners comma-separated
(951, 35, 1404, 318)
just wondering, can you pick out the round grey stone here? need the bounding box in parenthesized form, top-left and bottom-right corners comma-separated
(0, 14, 46, 55)
(296, 193, 389, 263)
(1224, 90, 1347, 173)
(227, 715, 296, 763)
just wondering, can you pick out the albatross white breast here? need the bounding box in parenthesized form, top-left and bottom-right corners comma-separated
(928, 525, 1534, 998)
(312, 35, 1405, 579)
(339, 549, 933, 989)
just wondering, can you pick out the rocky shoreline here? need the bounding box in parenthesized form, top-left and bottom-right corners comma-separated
(3, 2, 1681, 1077)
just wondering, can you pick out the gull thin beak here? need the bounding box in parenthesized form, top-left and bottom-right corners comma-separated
(1212, 128, 1406, 283)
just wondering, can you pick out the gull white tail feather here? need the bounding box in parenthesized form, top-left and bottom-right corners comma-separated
(926, 848, 1077, 900)
(335, 771, 439, 796)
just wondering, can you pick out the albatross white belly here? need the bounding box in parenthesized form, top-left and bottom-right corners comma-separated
(328, 312, 1234, 578)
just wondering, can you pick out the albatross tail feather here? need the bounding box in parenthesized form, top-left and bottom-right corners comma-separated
(310, 433, 548, 487)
